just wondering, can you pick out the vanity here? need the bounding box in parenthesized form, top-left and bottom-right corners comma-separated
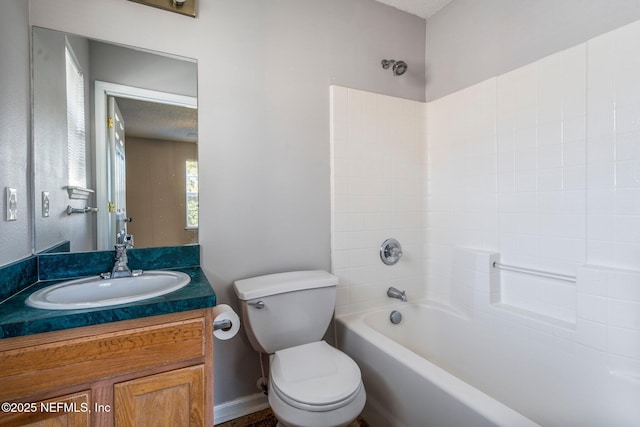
(0, 245, 216, 427)
(0, 9, 212, 425)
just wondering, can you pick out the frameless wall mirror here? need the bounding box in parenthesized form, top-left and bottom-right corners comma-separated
(32, 27, 198, 254)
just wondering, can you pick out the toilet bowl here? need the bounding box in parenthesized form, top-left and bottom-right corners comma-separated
(233, 271, 366, 427)
(268, 341, 366, 427)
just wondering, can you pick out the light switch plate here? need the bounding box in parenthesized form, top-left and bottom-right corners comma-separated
(42, 191, 50, 218)
(6, 187, 17, 221)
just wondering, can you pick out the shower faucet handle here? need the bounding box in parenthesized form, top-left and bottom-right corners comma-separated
(380, 238, 403, 265)
(388, 245, 402, 258)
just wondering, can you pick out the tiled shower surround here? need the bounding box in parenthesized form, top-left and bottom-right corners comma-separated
(330, 86, 427, 313)
(331, 19, 640, 378)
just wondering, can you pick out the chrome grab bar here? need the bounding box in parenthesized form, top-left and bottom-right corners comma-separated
(492, 262, 576, 283)
(66, 205, 98, 215)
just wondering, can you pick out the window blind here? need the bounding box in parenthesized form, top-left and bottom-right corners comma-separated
(66, 44, 86, 188)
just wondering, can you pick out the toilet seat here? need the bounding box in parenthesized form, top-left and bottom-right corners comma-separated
(270, 341, 362, 412)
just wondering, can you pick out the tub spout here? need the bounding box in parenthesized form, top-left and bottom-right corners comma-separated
(387, 286, 407, 302)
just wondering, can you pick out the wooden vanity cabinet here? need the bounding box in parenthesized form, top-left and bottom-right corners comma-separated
(0, 308, 214, 427)
(114, 365, 205, 426)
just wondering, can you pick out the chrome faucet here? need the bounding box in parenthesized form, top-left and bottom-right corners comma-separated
(115, 212, 134, 247)
(387, 286, 407, 302)
(110, 244, 133, 278)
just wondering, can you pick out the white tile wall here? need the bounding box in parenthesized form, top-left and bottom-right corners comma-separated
(577, 265, 640, 370)
(331, 19, 640, 375)
(330, 86, 426, 314)
(587, 20, 640, 270)
(492, 44, 587, 322)
(423, 21, 640, 323)
(449, 249, 640, 379)
(425, 79, 498, 303)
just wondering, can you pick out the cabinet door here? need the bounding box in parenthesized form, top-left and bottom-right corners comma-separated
(0, 391, 91, 427)
(113, 365, 205, 427)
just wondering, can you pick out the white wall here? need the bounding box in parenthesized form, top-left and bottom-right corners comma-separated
(0, 1, 31, 265)
(425, 0, 640, 100)
(27, 0, 426, 406)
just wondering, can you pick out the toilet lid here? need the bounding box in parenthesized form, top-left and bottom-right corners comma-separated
(271, 341, 362, 410)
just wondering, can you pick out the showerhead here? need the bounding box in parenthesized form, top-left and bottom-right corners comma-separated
(393, 60, 407, 76)
(381, 59, 408, 76)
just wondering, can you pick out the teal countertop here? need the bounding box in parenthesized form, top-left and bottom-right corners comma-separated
(0, 245, 217, 339)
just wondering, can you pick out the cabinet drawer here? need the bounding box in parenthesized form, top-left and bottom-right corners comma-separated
(0, 318, 205, 400)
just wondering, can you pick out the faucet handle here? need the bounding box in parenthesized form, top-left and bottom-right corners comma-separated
(389, 246, 402, 259)
(114, 243, 127, 258)
(125, 234, 134, 248)
(380, 238, 403, 265)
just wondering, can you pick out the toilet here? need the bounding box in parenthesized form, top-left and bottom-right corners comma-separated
(233, 270, 366, 427)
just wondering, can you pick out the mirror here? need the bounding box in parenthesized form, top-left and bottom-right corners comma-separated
(32, 27, 198, 254)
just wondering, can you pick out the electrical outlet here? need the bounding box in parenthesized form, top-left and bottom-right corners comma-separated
(6, 187, 17, 221)
(42, 191, 50, 218)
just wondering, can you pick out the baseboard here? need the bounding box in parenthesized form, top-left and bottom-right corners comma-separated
(213, 392, 270, 425)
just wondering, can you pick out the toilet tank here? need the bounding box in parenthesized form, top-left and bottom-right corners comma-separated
(233, 271, 338, 354)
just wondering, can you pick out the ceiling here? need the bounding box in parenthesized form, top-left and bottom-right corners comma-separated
(115, 97, 197, 144)
(375, 0, 453, 19)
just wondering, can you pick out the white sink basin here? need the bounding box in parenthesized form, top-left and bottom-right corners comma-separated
(25, 271, 191, 310)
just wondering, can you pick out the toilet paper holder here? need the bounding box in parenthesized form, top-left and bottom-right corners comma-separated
(212, 304, 241, 340)
(213, 319, 233, 331)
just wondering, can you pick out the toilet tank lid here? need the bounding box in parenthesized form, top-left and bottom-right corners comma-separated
(233, 270, 338, 300)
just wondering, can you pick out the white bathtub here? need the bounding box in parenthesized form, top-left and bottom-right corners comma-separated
(336, 302, 639, 427)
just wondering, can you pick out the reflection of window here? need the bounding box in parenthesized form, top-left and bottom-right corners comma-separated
(66, 42, 86, 187)
(186, 160, 198, 229)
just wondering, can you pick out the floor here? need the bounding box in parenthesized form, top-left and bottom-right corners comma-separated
(215, 408, 369, 427)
